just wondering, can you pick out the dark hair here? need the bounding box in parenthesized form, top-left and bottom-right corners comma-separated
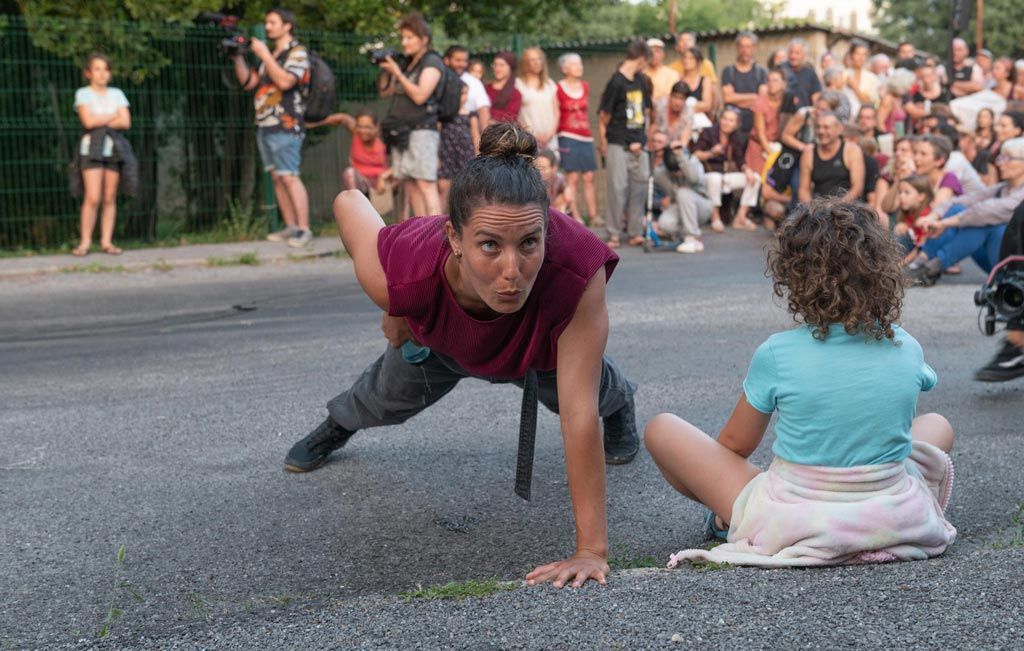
(447, 122, 548, 236)
(536, 149, 558, 167)
(683, 46, 704, 63)
(267, 7, 296, 32)
(849, 39, 870, 55)
(919, 134, 953, 163)
(397, 12, 431, 46)
(83, 52, 111, 73)
(625, 39, 651, 62)
(444, 44, 468, 58)
(768, 199, 904, 342)
(353, 108, 378, 124)
(898, 175, 935, 208)
(669, 81, 689, 97)
(1003, 111, 1024, 134)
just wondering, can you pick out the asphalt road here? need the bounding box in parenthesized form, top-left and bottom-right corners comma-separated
(1, 233, 1021, 650)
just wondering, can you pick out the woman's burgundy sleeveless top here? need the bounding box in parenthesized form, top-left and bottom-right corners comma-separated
(377, 209, 617, 379)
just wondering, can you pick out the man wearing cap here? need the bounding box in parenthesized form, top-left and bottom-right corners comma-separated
(646, 38, 681, 103)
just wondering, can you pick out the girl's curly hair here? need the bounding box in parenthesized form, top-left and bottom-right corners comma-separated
(767, 199, 904, 342)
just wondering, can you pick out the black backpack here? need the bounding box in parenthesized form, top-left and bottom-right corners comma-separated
(302, 50, 336, 124)
(434, 65, 465, 123)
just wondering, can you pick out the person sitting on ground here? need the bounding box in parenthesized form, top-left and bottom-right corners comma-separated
(652, 128, 712, 254)
(976, 107, 997, 151)
(284, 122, 640, 588)
(877, 69, 915, 135)
(975, 200, 1024, 382)
(775, 90, 847, 200)
(797, 111, 865, 204)
(693, 107, 760, 232)
(912, 134, 963, 207)
(893, 174, 935, 263)
(308, 109, 391, 199)
(645, 199, 956, 568)
(907, 137, 1024, 286)
(957, 125, 998, 186)
(991, 111, 1024, 163)
(535, 149, 575, 218)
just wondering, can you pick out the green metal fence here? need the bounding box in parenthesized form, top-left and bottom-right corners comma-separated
(0, 15, 384, 250)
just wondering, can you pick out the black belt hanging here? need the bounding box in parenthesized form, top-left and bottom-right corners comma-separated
(514, 369, 539, 501)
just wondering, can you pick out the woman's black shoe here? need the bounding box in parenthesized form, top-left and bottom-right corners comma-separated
(603, 391, 639, 465)
(284, 417, 355, 472)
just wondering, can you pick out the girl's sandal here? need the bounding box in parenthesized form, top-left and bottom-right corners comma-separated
(710, 219, 725, 233)
(607, 237, 621, 249)
(101, 244, 123, 256)
(71, 246, 89, 257)
(702, 509, 729, 541)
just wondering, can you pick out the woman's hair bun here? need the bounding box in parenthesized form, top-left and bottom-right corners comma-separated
(479, 122, 538, 160)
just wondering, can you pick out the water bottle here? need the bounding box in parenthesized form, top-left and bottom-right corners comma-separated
(401, 341, 431, 365)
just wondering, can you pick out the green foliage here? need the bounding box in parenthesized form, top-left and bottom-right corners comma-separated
(874, 0, 1024, 58)
(98, 544, 143, 639)
(400, 578, 517, 602)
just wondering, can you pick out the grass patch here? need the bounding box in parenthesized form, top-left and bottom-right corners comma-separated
(61, 263, 126, 274)
(152, 258, 173, 272)
(400, 578, 517, 602)
(690, 560, 733, 572)
(206, 252, 259, 267)
(993, 502, 1024, 550)
(608, 545, 662, 570)
(98, 545, 144, 639)
(185, 592, 210, 620)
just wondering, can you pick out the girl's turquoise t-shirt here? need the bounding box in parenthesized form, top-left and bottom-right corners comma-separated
(743, 325, 937, 467)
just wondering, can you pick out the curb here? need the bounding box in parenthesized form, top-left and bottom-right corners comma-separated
(0, 246, 345, 280)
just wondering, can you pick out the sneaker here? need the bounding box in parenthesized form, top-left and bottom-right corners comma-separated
(676, 236, 704, 254)
(266, 226, 297, 242)
(904, 257, 942, 287)
(603, 388, 639, 465)
(287, 229, 313, 248)
(284, 417, 355, 472)
(974, 339, 1024, 382)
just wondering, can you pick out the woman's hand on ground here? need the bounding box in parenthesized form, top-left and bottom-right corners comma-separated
(380, 313, 413, 348)
(526, 550, 609, 589)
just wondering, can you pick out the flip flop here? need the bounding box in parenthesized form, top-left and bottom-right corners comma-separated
(607, 238, 621, 249)
(710, 220, 725, 233)
(732, 220, 759, 231)
(71, 246, 89, 257)
(101, 245, 123, 256)
(628, 236, 646, 246)
(702, 509, 729, 541)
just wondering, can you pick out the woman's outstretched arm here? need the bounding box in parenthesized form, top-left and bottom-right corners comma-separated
(526, 271, 610, 588)
(333, 190, 388, 311)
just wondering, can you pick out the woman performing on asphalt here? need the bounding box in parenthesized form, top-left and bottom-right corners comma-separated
(284, 122, 639, 588)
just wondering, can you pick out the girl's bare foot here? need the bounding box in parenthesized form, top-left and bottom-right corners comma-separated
(710, 219, 725, 233)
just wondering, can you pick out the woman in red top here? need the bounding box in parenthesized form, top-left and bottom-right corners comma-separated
(555, 52, 599, 224)
(486, 52, 522, 123)
(310, 109, 390, 195)
(284, 123, 638, 589)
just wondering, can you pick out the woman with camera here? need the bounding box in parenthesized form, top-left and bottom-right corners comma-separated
(377, 12, 443, 217)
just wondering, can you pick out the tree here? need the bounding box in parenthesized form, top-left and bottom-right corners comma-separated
(874, 0, 1024, 58)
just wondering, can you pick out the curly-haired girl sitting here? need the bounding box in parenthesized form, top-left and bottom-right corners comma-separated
(645, 199, 957, 568)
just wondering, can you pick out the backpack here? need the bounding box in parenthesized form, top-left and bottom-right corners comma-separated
(302, 51, 336, 124)
(434, 65, 465, 123)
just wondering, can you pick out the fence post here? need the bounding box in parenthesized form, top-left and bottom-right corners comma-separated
(251, 23, 280, 229)
(513, 33, 523, 57)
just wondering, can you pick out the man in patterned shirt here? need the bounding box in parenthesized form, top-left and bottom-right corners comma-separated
(233, 7, 313, 248)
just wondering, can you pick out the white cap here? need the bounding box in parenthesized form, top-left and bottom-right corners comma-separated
(646, 38, 665, 49)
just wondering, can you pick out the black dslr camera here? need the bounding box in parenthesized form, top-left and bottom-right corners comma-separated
(198, 12, 249, 57)
(975, 256, 1024, 335)
(369, 48, 406, 67)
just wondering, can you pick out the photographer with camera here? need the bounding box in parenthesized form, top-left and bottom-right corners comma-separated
(376, 12, 444, 218)
(232, 7, 312, 248)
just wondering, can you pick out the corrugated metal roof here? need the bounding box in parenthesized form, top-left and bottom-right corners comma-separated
(474, 22, 901, 54)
